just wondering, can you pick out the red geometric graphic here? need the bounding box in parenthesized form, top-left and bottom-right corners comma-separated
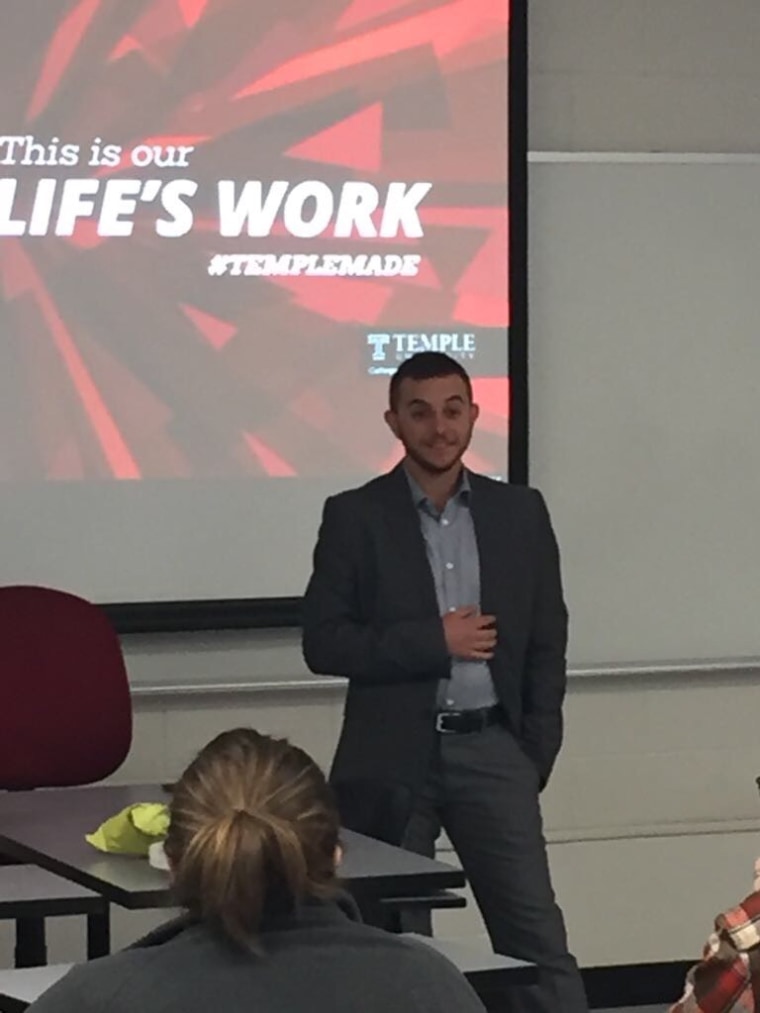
(286, 103, 383, 173)
(336, 0, 417, 32)
(235, 0, 496, 99)
(244, 434, 296, 477)
(177, 0, 208, 29)
(26, 0, 103, 122)
(180, 304, 237, 350)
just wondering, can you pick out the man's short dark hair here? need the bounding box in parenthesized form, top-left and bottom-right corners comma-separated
(388, 352, 473, 410)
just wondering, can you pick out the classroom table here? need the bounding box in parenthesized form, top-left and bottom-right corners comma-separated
(0, 964, 72, 1012)
(0, 784, 464, 913)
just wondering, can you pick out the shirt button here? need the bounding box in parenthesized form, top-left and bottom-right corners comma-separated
(448, 606, 456, 613)
(441, 518, 450, 527)
(446, 699, 455, 707)
(445, 562, 454, 570)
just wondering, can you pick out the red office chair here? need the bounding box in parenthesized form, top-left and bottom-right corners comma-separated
(0, 585, 133, 965)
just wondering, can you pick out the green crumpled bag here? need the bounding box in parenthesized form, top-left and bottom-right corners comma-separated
(85, 803, 170, 856)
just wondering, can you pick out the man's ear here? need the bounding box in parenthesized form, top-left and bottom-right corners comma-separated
(384, 409, 400, 438)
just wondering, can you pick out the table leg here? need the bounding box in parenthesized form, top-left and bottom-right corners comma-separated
(15, 918, 46, 968)
(86, 910, 111, 959)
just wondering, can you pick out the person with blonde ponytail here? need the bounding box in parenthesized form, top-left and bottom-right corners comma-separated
(28, 728, 486, 1013)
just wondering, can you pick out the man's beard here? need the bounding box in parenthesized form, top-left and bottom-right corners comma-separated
(405, 438, 469, 475)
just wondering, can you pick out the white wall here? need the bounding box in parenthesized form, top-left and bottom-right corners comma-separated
(530, 0, 760, 966)
(4, 0, 760, 972)
(529, 0, 760, 152)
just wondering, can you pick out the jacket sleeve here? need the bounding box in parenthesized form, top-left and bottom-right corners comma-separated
(302, 495, 449, 685)
(520, 490, 568, 789)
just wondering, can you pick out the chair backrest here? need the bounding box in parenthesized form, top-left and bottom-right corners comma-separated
(0, 586, 132, 790)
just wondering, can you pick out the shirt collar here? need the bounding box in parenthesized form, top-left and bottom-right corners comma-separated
(403, 465, 471, 510)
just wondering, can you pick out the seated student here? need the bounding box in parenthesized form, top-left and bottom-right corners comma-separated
(28, 727, 486, 1013)
(669, 859, 760, 1012)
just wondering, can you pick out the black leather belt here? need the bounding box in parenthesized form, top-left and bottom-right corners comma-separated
(434, 704, 504, 734)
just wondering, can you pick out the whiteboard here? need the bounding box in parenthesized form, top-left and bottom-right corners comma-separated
(528, 156, 760, 666)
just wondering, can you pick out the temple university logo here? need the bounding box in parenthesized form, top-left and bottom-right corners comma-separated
(367, 333, 392, 361)
(366, 332, 476, 373)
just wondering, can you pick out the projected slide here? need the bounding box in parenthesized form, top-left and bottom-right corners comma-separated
(0, 0, 517, 606)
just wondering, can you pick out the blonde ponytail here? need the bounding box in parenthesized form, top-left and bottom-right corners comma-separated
(165, 729, 339, 949)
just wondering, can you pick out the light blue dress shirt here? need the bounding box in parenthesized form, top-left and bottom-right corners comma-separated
(405, 469, 498, 711)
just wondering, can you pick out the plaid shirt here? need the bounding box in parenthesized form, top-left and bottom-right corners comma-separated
(670, 862, 760, 1013)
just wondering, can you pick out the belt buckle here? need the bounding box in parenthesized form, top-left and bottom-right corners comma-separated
(435, 711, 457, 733)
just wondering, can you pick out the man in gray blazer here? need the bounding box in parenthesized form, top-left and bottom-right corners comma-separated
(303, 352, 587, 1012)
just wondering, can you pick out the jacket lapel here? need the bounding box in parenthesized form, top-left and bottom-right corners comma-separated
(377, 464, 439, 615)
(469, 473, 517, 668)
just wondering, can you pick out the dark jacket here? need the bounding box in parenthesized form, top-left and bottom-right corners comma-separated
(27, 895, 485, 1013)
(302, 466, 568, 805)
